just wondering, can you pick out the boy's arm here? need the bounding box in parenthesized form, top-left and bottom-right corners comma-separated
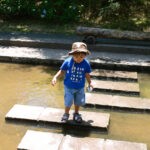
(85, 73, 93, 88)
(51, 70, 65, 86)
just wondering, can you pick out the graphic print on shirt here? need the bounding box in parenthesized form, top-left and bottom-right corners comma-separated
(70, 63, 84, 83)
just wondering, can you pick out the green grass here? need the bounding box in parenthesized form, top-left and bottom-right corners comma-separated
(0, 19, 78, 34)
(0, 18, 149, 34)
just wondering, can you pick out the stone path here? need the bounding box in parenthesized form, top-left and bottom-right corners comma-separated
(91, 69, 139, 97)
(92, 79, 140, 95)
(17, 130, 147, 150)
(86, 93, 150, 112)
(85, 69, 150, 112)
(1, 32, 149, 149)
(5, 104, 110, 131)
(91, 69, 138, 81)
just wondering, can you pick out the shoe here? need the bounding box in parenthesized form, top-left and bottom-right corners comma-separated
(61, 113, 69, 122)
(73, 113, 82, 123)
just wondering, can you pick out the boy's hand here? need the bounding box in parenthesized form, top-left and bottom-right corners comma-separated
(89, 82, 94, 89)
(87, 82, 94, 92)
(51, 77, 57, 86)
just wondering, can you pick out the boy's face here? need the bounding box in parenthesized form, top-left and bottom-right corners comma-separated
(73, 52, 86, 63)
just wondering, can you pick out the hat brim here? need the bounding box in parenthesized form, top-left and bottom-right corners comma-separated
(68, 48, 91, 55)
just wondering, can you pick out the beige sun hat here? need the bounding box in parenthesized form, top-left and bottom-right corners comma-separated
(68, 42, 91, 55)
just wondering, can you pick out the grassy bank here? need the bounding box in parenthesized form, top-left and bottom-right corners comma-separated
(0, 18, 149, 35)
(0, 19, 78, 34)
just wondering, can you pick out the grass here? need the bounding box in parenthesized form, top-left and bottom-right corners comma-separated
(0, 18, 149, 35)
(0, 19, 78, 35)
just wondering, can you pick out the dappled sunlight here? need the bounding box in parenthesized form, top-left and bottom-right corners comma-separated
(0, 46, 69, 60)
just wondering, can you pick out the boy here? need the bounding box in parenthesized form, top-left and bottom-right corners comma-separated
(51, 42, 93, 123)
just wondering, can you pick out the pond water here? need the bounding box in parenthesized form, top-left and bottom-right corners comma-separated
(0, 62, 150, 150)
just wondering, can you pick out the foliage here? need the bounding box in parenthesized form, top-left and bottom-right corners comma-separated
(0, 0, 149, 31)
(0, 0, 80, 22)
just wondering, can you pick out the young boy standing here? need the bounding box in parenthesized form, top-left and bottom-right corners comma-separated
(51, 42, 93, 123)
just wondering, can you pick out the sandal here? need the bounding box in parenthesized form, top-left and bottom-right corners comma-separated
(61, 113, 69, 122)
(73, 113, 82, 123)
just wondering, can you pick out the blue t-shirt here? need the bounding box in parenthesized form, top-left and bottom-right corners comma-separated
(60, 57, 91, 89)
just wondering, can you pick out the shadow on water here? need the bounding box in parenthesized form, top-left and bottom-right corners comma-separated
(5, 118, 107, 136)
(5, 118, 107, 138)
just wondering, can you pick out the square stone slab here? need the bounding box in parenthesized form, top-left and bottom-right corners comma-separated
(5, 104, 45, 121)
(91, 69, 138, 81)
(59, 135, 105, 150)
(105, 139, 147, 150)
(39, 107, 110, 130)
(18, 130, 147, 150)
(5, 104, 110, 131)
(92, 79, 139, 94)
(18, 130, 64, 150)
(86, 93, 150, 112)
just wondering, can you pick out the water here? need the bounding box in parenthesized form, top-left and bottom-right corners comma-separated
(0, 62, 150, 150)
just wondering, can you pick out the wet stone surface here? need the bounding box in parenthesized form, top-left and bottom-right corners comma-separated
(91, 69, 138, 81)
(18, 130, 147, 150)
(86, 93, 150, 112)
(5, 104, 110, 131)
(92, 79, 140, 95)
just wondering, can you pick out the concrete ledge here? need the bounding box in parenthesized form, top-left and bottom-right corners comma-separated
(1, 55, 150, 72)
(92, 79, 140, 96)
(91, 69, 138, 81)
(0, 46, 150, 71)
(17, 130, 147, 150)
(18, 130, 64, 150)
(0, 39, 72, 50)
(5, 104, 110, 131)
(88, 44, 150, 55)
(86, 93, 150, 112)
(0, 32, 150, 54)
(90, 59, 150, 72)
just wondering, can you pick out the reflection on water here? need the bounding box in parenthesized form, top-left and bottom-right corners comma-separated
(138, 73, 150, 99)
(0, 62, 150, 150)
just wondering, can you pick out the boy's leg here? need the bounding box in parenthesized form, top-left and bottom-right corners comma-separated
(64, 85, 74, 108)
(62, 86, 73, 122)
(73, 88, 85, 123)
(65, 107, 71, 114)
(74, 87, 85, 107)
(73, 107, 82, 123)
(61, 106, 70, 122)
(74, 105, 80, 113)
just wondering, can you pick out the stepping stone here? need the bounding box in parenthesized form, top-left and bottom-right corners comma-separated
(91, 69, 138, 81)
(104, 139, 147, 150)
(5, 104, 110, 131)
(92, 79, 140, 95)
(18, 130, 64, 150)
(39, 107, 110, 130)
(60, 135, 105, 150)
(86, 93, 150, 112)
(18, 130, 147, 150)
(5, 104, 45, 121)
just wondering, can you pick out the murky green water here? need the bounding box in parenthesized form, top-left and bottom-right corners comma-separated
(0, 62, 150, 150)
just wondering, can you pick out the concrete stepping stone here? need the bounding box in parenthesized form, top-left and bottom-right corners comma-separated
(86, 93, 150, 112)
(92, 79, 140, 95)
(17, 130, 147, 150)
(60, 135, 105, 150)
(104, 139, 147, 150)
(91, 69, 138, 81)
(5, 104, 45, 121)
(18, 130, 64, 150)
(5, 104, 110, 131)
